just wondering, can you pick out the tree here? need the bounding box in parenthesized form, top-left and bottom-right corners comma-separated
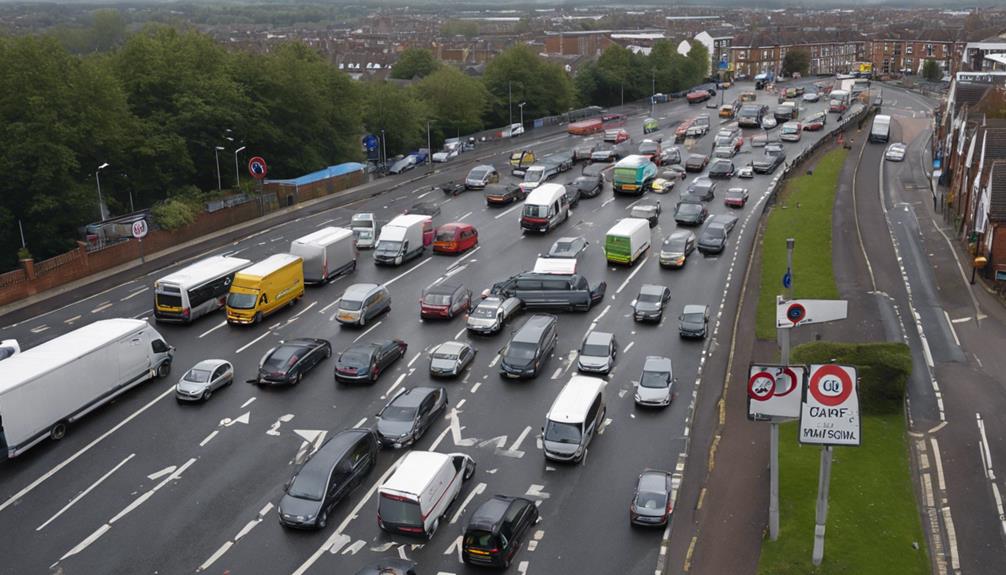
(482, 44, 574, 125)
(782, 48, 810, 77)
(415, 66, 487, 137)
(361, 82, 429, 157)
(390, 48, 440, 80)
(922, 59, 942, 82)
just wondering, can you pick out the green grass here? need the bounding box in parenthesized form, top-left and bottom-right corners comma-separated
(755, 147, 847, 340)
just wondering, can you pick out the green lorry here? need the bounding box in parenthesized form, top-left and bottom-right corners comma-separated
(612, 155, 658, 195)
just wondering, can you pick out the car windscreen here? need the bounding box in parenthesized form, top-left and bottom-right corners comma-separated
(580, 342, 609, 357)
(726, 190, 745, 199)
(339, 298, 363, 311)
(435, 230, 456, 242)
(470, 167, 490, 179)
(505, 341, 539, 361)
(226, 292, 257, 310)
(693, 181, 712, 192)
(550, 241, 578, 256)
(544, 420, 581, 444)
(265, 346, 298, 370)
(663, 237, 688, 251)
(184, 369, 211, 383)
(677, 203, 702, 215)
(470, 306, 497, 319)
(339, 350, 371, 367)
(423, 294, 452, 306)
(381, 405, 418, 421)
(639, 142, 659, 155)
(464, 529, 498, 550)
(635, 490, 668, 510)
(351, 219, 373, 228)
(705, 226, 727, 238)
(682, 312, 706, 323)
(375, 240, 402, 254)
(637, 291, 663, 303)
(782, 125, 798, 134)
(288, 469, 326, 501)
(640, 370, 669, 388)
(432, 349, 460, 360)
(522, 204, 550, 219)
(574, 177, 594, 189)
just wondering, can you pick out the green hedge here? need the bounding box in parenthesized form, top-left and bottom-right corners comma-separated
(791, 341, 912, 415)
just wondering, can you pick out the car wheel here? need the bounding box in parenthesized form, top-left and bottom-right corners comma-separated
(325, 347, 332, 359)
(427, 518, 439, 539)
(463, 459, 476, 480)
(203, 389, 212, 401)
(359, 314, 367, 327)
(317, 512, 327, 529)
(157, 361, 171, 378)
(50, 421, 68, 441)
(253, 312, 262, 325)
(294, 372, 302, 385)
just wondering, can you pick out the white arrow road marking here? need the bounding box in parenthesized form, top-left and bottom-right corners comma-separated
(598, 417, 613, 435)
(326, 533, 352, 555)
(267, 414, 294, 436)
(222, 412, 250, 427)
(479, 436, 507, 449)
(398, 544, 410, 560)
(501, 426, 532, 458)
(341, 539, 366, 555)
(146, 466, 176, 481)
(451, 482, 487, 524)
(292, 430, 328, 465)
(369, 542, 397, 553)
(444, 535, 464, 562)
(526, 484, 551, 499)
(241, 397, 256, 409)
(450, 408, 477, 446)
(37, 454, 135, 532)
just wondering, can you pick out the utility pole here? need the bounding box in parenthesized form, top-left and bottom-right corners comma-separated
(508, 81, 513, 127)
(95, 162, 109, 221)
(426, 121, 432, 168)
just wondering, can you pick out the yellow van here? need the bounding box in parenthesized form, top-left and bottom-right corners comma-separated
(226, 254, 304, 325)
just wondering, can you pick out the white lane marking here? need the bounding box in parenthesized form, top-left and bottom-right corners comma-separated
(550, 368, 563, 380)
(601, 197, 615, 207)
(30, 325, 49, 333)
(978, 413, 995, 479)
(355, 417, 368, 428)
(236, 331, 272, 353)
(341, 540, 366, 555)
(623, 341, 635, 353)
(494, 202, 523, 220)
(197, 502, 274, 572)
(146, 465, 176, 481)
(91, 302, 113, 314)
(598, 417, 613, 435)
(199, 320, 227, 339)
(320, 298, 342, 314)
(518, 561, 529, 574)
(293, 300, 318, 318)
(450, 408, 477, 446)
(444, 535, 464, 562)
(488, 353, 501, 368)
(199, 431, 219, 447)
(0, 384, 175, 515)
(64, 315, 82, 325)
(382, 373, 409, 400)
(353, 321, 383, 343)
(241, 397, 257, 409)
(407, 352, 423, 369)
(429, 424, 451, 452)
(951, 316, 972, 324)
(266, 414, 295, 436)
(270, 236, 285, 242)
(36, 453, 135, 531)
(269, 321, 282, 329)
(470, 381, 482, 394)
(417, 190, 431, 199)
(457, 210, 473, 221)
(314, 218, 335, 227)
(942, 310, 961, 347)
(384, 257, 433, 287)
(450, 245, 482, 268)
(509, 426, 532, 452)
(451, 482, 487, 524)
(119, 286, 149, 301)
(930, 437, 947, 492)
(615, 256, 649, 294)
(456, 399, 466, 409)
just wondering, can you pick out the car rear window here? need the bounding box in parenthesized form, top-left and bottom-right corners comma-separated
(464, 529, 497, 549)
(379, 494, 423, 526)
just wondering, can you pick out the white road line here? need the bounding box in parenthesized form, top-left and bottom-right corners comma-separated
(91, 302, 114, 314)
(382, 373, 408, 400)
(457, 210, 473, 221)
(199, 320, 227, 339)
(930, 437, 947, 492)
(384, 257, 432, 287)
(119, 286, 149, 301)
(30, 324, 49, 333)
(951, 316, 972, 324)
(199, 431, 219, 448)
(353, 321, 383, 343)
(601, 197, 615, 207)
(241, 397, 256, 409)
(455, 328, 466, 340)
(417, 190, 431, 199)
(550, 368, 563, 380)
(64, 315, 81, 325)
(943, 310, 961, 347)
(450, 482, 487, 524)
(236, 331, 272, 353)
(197, 502, 275, 571)
(450, 245, 481, 268)
(615, 256, 649, 294)
(36, 453, 135, 532)
(315, 218, 335, 227)
(494, 203, 523, 220)
(354, 417, 368, 428)
(0, 384, 176, 515)
(320, 298, 342, 314)
(470, 381, 482, 393)
(623, 341, 635, 353)
(978, 414, 995, 478)
(293, 300, 318, 318)
(509, 426, 532, 452)
(407, 352, 422, 368)
(429, 425, 451, 452)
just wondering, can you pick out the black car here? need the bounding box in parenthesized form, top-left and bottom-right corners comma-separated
(679, 304, 710, 338)
(375, 386, 448, 448)
(353, 560, 417, 575)
(335, 339, 408, 383)
(683, 178, 717, 202)
(405, 201, 441, 217)
(490, 270, 605, 312)
(684, 153, 709, 172)
(581, 162, 608, 181)
(661, 164, 688, 181)
(485, 183, 526, 206)
(629, 469, 673, 527)
(252, 338, 332, 385)
(660, 147, 683, 166)
(753, 144, 786, 174)
(279, 428, 378, 529)
(673, 200, 709, 226)
(707, 159, 735, 179)
(564, 182, 581, 207)
(499, 314, 558, 379)
(463, 495, 540, 568)
(632, 284, 672, 322)
(570, 174, 603, 198)
(697, 214, 739, 255)
(436, 181, 467, 197)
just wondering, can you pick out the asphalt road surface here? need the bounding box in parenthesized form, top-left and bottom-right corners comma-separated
(0, 82, 845, 575)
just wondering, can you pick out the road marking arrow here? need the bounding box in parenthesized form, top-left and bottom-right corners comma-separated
(526, 484, 551, 499)
(444, 535, 463, 562)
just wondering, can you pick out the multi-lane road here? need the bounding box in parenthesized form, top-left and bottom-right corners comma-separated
(0, 83, 845, 575)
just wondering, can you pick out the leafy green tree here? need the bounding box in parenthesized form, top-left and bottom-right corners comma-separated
(782, 48, 810, 77)
(390, 48, 440, 80)
(922, 59, 942, 82)
(416, 66, 487, 137)
(361, 82, 429, 157)
(482, 44, 574, 125)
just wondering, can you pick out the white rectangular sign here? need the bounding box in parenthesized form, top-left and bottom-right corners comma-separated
(776, 299, 848, 329)
(747, 364, 804, 421)
(799, 364, 861, 446)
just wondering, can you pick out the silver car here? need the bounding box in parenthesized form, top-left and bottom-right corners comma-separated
(885, 143, 907, 162)
(429, 341, 477, 378)
(576, 331, 617, 375)
(634, 356, 674, 407)
(175, 359, 233, 402)
(466, 296, 521, 335)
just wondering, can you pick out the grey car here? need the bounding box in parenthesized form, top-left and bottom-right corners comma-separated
(466, 296, 521, 335)
(429, 341, 477, 378)
(576, 331, 617, 374)
(632, 284, 672, 322)
(630, 469, 674, 526)
(175, 359, 233, 402)
(375, 386, 448, 448)
(634, 356, 674, 407)
(546, 236, 590, 259)
(679, 304, 710, 338)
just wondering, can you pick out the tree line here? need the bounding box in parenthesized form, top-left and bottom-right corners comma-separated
(0, 20, 709, 273)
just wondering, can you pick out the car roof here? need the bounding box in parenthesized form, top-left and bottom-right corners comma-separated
(426, 282, 463, 295)
(584, 331, 614, 346)
(549, 376, 606, 422)
(639, 284, 666, 295)
(710, 214, 737, 225)
(390, 386, 438, 408)
(638, 469, 671, 492)
(726, 188, 747, 194)
(434, 341, 469, 355)
(437, 222, 470, 232)
(303, 428, 373, 473)
(514, 314, 556, 341)
(643, 356, 673, 372)
(190, 359, 230, 371)
(471, 164, 494, 171)
(345, 341, 381, 354)
(682, 304, 708, 314)
(277, 338, 323, 349)
(668, 230, 695, 240)
(343, 283, 382, 299)
(353, 559, 417, 575)
(468, 495, 528, 533)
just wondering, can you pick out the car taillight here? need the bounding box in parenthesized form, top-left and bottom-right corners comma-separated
(400, 526, 424, 533)
(182, 308, 190, 318)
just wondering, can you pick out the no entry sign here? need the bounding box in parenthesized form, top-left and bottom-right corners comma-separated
(799, 364, 861, 446)
(747, 364, 805, 421)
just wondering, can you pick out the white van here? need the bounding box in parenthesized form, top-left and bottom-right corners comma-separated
(604, 218, 651, 265)
(374, 214, 433, 266)
(520, 183, 569, 233)
(542, 376, 606, 464)
(290, 227, 356, 284)
(378, 450, 476, 538)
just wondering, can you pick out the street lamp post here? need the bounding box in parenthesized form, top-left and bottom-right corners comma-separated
(214, 146, 225, 192)
(95, 162, 109, 221)
(518, 102, 526, 130)
(380, 129, 386, 172)
(508, 81, 513, 127)
(234, 146, 246, 189)
(651, 69, 656, 116)
(121, 172, 134, 213)
(426, 121, 432, 167)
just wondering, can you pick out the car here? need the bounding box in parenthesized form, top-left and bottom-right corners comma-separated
(433, 222, 478, 255)
(643, 117, 660, 133)
(724, 187, 750, 208)
(582, 162, 608, 181)
(714, 128, 743, 151)
(563, 181, 582, 208)
(803, 113, 827, 131)
(802, 92, 821, 103)
(335, 339, 408, 384)
(780, 121, 803, 142)
(679, 304, 710, 338)
(421, 282, 472, 320)
(428, 341, 477, 378)
(630, 202, 662, 228)
(697, 214, 739, 255)
(353, 560, 418, 575)
(590, 142, 619, 163)
(659, 146, 683, 166)
(750, 133, 769, 148)
(570, 174, 603, 198)
(500, 314, 559, 379)
(659, 230, 697, 268)
(740, 91, 757, 102)
(431, 148, 459, 163)
(573, 143, 597, 163)
(405, 201, 441, 217)
(466, 165, 500, 189)
(463, 495, 540, 568)
(632, 284, 672, 322)
(738, 164, 754, 178)
(435, 181, 467, 196)
(753, 144, 786, 174)
(638, 139, 662, 164)
(713, 145, 736, 159)
(686, 90, 713, 104)
(508, 122, 525, 137)
(673, 200, 709, 226)
(485, 183, 526, 206)
(604, 128, 630, 143)
(684, 153, 709, 172)
(683, 177, 717, 202)
(629, 469, 674, 525)
(467, 296, 522, 335)
(634, 357, 674, 408)
(708, 158, 736, 179)
(661, 164, 688, 180)
(376, 386, 448, 447)
(546, 236, 590, 259)
(251, 338, 331, 386)
(0, 339, 20, 361)
(649, 177, 676, 194)
(577, 330, 617, 374)
(885, 143, 907, 162)
(336, 283, 391, 327)
(175, 359, 233, 402)
(389, 155, 417, 174)
(761, 115, 778, 130)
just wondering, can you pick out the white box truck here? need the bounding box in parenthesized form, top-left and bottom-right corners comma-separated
(290, 227, 357, 284)
(373, 214, 433, 266)
(0, 319, 174, 458)
(604, 218, 651, 265)
(378, 450, 476, 538)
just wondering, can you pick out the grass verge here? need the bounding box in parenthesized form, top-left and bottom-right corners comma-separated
(755, 147, 847, 340)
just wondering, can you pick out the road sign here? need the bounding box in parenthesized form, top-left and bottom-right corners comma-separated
(799, 364, 861, 446)
(248, 156, 268, 180)
(747, 364, 805, 420)
(362, 134, 379, 152)
(131, 219, 148, 239)
(775, 299, 848, 329)
(782, 269, 792, 289)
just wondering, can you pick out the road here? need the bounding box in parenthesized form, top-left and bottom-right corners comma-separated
(0, 82, 844, 575)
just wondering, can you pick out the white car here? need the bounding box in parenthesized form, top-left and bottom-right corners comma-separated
(738, 164, 754, 179)
(0, 339, 20, 361)
(802, 92, 820, 103)
(885, 143, 907, 162)
(507, 123, 525, 137)
(761, 116, 777, 130)
(431, 148, 458, 163)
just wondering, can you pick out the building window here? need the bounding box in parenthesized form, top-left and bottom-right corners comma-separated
(926, 44, 934, 57)
(906, 45, 913, 55)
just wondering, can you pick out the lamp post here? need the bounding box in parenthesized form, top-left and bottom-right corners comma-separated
(121, 172, 134, 213)
(95, 162, 110, 221)
(518, 102, 526, 131)
(651, 69, 656, 116)
(234, 146, 246, 189)
(380, 129, 387, 172)
(508, 81, 513, 127)
(214, 146, 225, 192)
(426, 121, 432, 167)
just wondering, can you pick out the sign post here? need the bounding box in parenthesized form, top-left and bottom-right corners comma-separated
(131, 219, 148, 264)
(769, 237, 795, 540)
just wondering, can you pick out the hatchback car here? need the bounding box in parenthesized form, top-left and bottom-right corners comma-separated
(500, 314, 559, 379)
(466, 165, 500, 189)
(420, 282, 472, 320)
(353, 560, 418, 575)
(630, 202, 662, 228)
(389, 156, 417, 175)
(335, 339, 408, 384)
(632, 284, 672, 322)
(724, 187, 749, 208)
(780, 122, 803, 142)
(707, 158, 736, 179)
(649, 177, 675, 194)
(661, 165, 688, 180)
(252, 338, 331, 385)
(467, 296, 522, 335)
(885, 143, 907, 162)
(761, 115, 778, 130)
(638, 140, 662, 163)
(546, 236, 589, 259)
(376, 386, 448, 448)
(429, 341, 477, 378)
(673, 200, 709, 226)
(683, 177, 717, 202)
(577, 330, 617, 375)
(643, 117, 660, 134)
(802, 92, 821, 103)
(463, 495, 540, 568)
(684, 153, 709, 172)
(753, 144, 786, 174)
(660, 147, 683, 166)
(176, 359, 233, 402)
(659, 230, 697, 268)
(570, 174, 603, 198)
(737, 164, 754, 178)
(713, 146, 736, 159)
(697, 214, 739, 255)
(433, 223, 478, 255)
(634, 356, 674, 408)
(803, 112, 827, 131)
(630, 469, 674, 526)
(484, 183, 526, 206)
(679, 304, 710, 338)
(590, 142, 620, 163)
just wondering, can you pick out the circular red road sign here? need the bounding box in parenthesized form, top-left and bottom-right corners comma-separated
(808, 365, 853, 407)
(786, 303, 806, 325)
(248, 156, 268, 180)
(748, 371, 776, 401)
(775, 367, 799, 397)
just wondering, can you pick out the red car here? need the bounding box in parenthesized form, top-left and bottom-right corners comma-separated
(604, 128, 630, 143)
(686, 90, 712, 104)
(433, 223, 478, 254)
(724, 187, 749, 208)
(803, 113, 827, 131)
(420, 282, 472, 320)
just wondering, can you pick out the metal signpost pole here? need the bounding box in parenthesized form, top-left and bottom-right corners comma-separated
(812, 445, 834, 564)
(770, 237, 795, 541)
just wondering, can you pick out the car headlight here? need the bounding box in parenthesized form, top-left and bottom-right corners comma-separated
(634, 393, 642, 402)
